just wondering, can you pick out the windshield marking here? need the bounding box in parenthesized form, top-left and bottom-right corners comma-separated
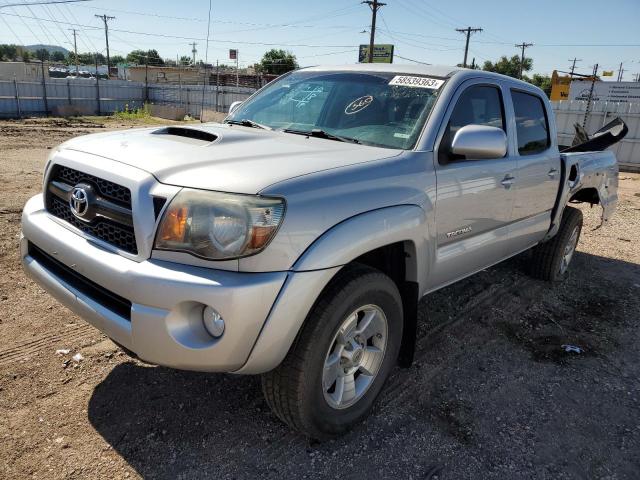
(288, 86, 324, 108)
(344, 95, 374, 115)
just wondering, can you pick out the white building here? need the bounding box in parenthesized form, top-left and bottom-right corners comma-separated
(0, 61, 48, 81)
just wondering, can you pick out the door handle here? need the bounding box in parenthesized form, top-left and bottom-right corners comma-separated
(501, 175, 515, 188)
(548, 168, 558, 178)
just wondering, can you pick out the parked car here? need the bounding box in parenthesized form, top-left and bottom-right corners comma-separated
(21, 64, 618, 439)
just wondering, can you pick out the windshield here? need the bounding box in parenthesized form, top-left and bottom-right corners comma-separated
(227, 70, 444, 149)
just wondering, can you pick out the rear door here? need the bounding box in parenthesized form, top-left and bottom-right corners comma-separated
(507, 89, 561, 250)
(428, 79, 517, 290)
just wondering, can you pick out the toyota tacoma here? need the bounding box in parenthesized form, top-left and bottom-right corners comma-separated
(21, 65, 619, 439)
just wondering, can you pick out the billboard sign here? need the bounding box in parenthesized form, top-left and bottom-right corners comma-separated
(568, 81, 640, 104)
(358, 44, 394, 63)
(229, 49, 237, 60)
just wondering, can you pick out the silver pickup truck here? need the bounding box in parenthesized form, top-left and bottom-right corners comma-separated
(21, 64, 618, 439)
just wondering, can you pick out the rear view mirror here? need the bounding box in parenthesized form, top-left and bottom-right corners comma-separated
(451, 124, 507, 160)
(229, 101, 243, 114)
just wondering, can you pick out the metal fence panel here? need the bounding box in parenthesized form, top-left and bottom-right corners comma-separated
(0, 77, 256, 118)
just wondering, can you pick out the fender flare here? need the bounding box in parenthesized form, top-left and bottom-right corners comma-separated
(293, 204, 428, 279)
(235, 205, 429, 374)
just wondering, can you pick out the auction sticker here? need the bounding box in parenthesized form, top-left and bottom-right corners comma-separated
(389, 76, 444, 89)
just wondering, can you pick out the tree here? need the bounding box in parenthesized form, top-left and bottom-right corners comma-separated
(482, 55, 532, 78)
(126, 49, 164, 66)
(0, 44, 19, 61)
(51, 51, 65, 62)
(258, 49, 298, 75)
(35, 48, 50, 61)
(179, 55, 191, 66)
(110, 54, 125, 65)
(525, 73, 552, 97)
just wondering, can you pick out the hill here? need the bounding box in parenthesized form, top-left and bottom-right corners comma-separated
(25, 44, 70, 55)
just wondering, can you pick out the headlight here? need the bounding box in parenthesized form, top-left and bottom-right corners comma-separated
(154, 189, 285, 260)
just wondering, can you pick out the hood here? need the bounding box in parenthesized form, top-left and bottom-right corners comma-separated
(61, 123, 401, 194)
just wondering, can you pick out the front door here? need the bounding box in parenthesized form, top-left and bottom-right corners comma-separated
(428, 81, 517, 290)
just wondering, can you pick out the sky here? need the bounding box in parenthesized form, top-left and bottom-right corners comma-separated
(0, 0, 639, 80)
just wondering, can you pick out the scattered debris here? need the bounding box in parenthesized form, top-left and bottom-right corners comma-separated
(72, 353, 84, 362)
(561, 344, 583, 354)
(55, 349, 70, 355)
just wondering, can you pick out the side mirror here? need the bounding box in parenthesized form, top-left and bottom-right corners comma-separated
(229, 101, 243, 114)
(451, 125, 507, 160)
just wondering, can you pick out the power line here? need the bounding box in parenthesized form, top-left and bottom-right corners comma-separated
(395, 54, 430, 65)
(456, 27, 482, 68)
(41, 3, 73, 49)
(0, 11, 361, 48)
(1, 1, 43, 44)
(25, 4, 55, 45)
(0, 0, 90, 9)
(0, 11, 23, 44)
(56, 2, 96, 52)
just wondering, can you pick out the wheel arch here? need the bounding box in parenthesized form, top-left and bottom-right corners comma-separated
(236, 206, 430, 374)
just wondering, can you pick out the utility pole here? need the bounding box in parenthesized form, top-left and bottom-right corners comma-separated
(515, 42, 533, 79)
(190, 42, 197, 65)
(617, 62, 624, 82)
(362, 0, 386, 63)
(68, 28, 79, 76)
(568, 57, 582, 76)
(95, 15, 115, 79)
(455, 27, 483, 68)
(634, 73, 640, 82)
(583, 63, 598, 129)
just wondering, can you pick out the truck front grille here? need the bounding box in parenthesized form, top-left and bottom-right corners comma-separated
(55, 165, 131, 208)
(45, 165, 138, 254)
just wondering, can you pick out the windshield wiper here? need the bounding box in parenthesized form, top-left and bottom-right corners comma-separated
(224, 119, 272, 130)
(283, 128, 361, 144)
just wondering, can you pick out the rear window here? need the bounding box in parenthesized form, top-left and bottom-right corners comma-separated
(511, 91, 550, 155)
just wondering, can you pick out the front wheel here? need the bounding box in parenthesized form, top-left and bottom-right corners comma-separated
(261, 264, 403, 439)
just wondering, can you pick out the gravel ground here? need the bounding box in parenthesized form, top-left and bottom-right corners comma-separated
(1, 117, 639, 479)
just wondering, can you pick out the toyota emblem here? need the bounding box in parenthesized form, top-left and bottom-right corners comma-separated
(69, 186, 89, 218)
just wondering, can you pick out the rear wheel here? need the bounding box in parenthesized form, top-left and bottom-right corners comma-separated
(261, 264, 403, 439)
(529, 206, 583, 281)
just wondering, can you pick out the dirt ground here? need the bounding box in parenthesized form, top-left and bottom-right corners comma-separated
(1, 117, 639, 479)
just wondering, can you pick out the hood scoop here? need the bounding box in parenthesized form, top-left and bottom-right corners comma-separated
(154, 126, 218, 143)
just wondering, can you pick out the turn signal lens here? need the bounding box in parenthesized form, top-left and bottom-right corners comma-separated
(157, 205, 188, 242)
(154, 189, 285, 260)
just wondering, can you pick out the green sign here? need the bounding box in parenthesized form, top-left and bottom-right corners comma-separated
(358, 44, 394, 64)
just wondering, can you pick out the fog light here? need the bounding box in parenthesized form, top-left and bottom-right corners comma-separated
(202, 306, 225, 338)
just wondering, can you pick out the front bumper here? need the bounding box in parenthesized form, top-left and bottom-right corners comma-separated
(21, 194, 288, 372)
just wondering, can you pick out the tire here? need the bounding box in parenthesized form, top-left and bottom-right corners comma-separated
(529, 206, 583, 281)
(261, 264, 403, 439)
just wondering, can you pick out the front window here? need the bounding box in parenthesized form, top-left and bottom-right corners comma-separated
(227, 71, 444, 149)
